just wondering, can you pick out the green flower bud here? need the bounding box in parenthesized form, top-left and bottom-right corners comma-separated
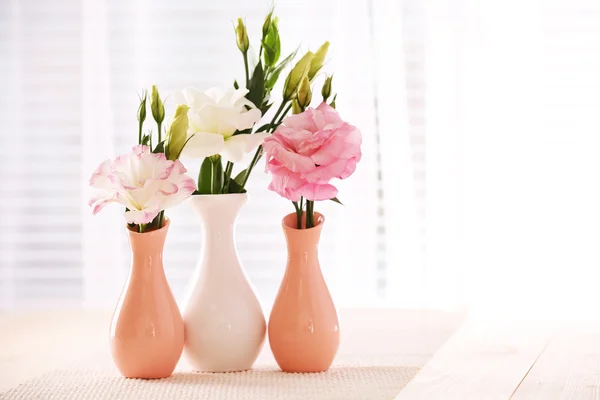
(330, 93, 337, 109)
(137, 91, 147, 144)
(150, 85, 165, 124)
(321, 75, 333, 102)
(283, 51, 314, 101)
(137, 91, 147, 123)
(297, 76, 312, 110)
(308, 41, 329, 80)
(235, 18, 249, 54)
(291, 99, 302, 115)
(166, 105, 189, 160)
(262, 10, 273, 38)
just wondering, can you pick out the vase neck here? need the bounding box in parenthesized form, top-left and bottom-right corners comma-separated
(127, 222, 169, 275)
(189, 194, 248, 272)
(189, 194, 247, 230)
(283, 216, 323, 272)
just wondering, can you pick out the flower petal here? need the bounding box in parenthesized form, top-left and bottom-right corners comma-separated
(222, 132, 269, 163)
(181, 132, 225, 159)
(125, 207, 161, 225)
(300, 182, 338, 201)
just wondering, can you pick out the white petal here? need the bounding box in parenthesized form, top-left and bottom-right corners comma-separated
(205, 87, 227, 103)
(233, 108, 262, 131)
(181, 132, 225, 158)
(222, 132, 270, 163)
(230, 88, 251, 105)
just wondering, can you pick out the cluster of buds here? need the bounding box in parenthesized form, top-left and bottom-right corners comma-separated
(282, 41, 333, 114)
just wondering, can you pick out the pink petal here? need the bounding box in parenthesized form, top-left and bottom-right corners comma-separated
(125, 207, 160, 225)
(159, 181, 179, 196)
(300, 182, 338, 201)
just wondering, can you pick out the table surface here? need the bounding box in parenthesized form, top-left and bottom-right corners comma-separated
(1, 309, 599, 399)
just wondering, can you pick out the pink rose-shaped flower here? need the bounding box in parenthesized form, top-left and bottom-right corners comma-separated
(263, 102, 362, 201)
(89, 145, 196, 224)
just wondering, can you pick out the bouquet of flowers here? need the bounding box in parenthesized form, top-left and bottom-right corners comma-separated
(88, 87, 196, 232)
(170, 10, 332, 195)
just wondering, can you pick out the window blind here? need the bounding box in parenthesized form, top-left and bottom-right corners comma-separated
(0, 0, 386, 309)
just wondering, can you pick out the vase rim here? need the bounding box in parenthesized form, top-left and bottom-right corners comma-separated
(282, 212, 325, 231)
(126, 217, 170, 236)
(190, 193, 248, 197)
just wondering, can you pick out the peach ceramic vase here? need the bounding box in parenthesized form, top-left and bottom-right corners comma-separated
(110, 219, 184, 379)
(268, 212, 340, 373)
(181, 193, 266, 372)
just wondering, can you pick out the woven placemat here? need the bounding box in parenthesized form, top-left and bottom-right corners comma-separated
(0, 354, 419, 400)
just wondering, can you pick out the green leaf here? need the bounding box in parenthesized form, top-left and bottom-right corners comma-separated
(234, 169, 248, 185)
(246, 61, 265, 109)
(232, 128, 252, 136)
(227, 177, 247, 194)
(255, 123, 271, 133)
(330, 197, 344, 206)
(266, 47, 299, 89)
(261, 102, 273, 115)
(330, 93, 337, 109)
(197, 157, 213, 194)
(211, 156, 224, 194)
(141, 134, 151, 146)
(152, 140, 165, 154)
(233, 79, 239, 90)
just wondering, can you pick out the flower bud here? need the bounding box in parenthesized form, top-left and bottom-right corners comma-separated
(308, 41, 329, 80)
(321, 75, 333, 101)
(291, 98, 303, 115)
(235, 18, 249, 54)
(166, 105, 189, 160)
(330, 94, 337, 109)
(297, 76, 312, 110)
(150, 85, 165, 124)
(283, 51, 314, 101)
(262, 10, 273, 38)
(137, 91, 147, 123)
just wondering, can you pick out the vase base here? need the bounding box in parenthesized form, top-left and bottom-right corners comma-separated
(192, 368, 251, 374)
(279, 367, 330, 373)
(121, 371, 175, 379)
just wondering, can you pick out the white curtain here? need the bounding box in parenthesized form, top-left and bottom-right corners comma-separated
(1, 0, 383, 309)
(3, 0, 600, 316)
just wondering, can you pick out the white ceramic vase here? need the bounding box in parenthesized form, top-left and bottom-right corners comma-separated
(181, 193, 266, 372)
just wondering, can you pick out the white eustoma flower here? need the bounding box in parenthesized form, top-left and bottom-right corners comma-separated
(89, 145, 196, 225)
(175, 87, 268, 163)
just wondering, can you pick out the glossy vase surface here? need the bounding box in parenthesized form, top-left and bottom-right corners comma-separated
(268, 212, 340, 373)
(181, 193, 266, 372)
(110, 219, 184, 379)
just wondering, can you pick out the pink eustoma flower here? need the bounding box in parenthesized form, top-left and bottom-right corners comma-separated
(89, 145, 196, 224)
(263, 102, 362, 201)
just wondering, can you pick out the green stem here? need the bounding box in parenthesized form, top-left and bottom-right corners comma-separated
(138, 124, 142, 145)
(293, 201, 303, 229)
(269, 101, 288, 131)
(157, 121, 162, 144)
(240, 100, 289, 189)
(243, 52, 250, 88)
(276, 103, 293, 125)
(306, 200, 314, 229)
(222, 161, 234, 194)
